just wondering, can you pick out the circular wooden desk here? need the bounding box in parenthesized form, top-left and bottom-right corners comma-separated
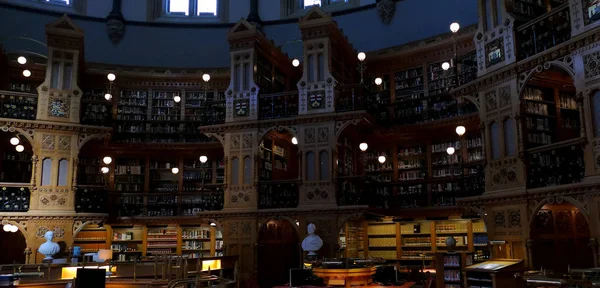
(312, 267, 376, 288)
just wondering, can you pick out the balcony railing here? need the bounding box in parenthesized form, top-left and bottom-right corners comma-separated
(0, 91, 37, 120)
(335, 84, 372, 113)
(196, 100, 226, 126)
(526, 139, 585, 189)
(75, 187, 108, 213)
(259, 91, 299, 120)
(337, 176, 366, 206)
(337, 168, 485, 208)
(516, 3, 571, 61)
(384, 95, 478, 126)
(0, 185, 30, 212)
(110, 186, 224, 217)
(258, 181, 299, 209)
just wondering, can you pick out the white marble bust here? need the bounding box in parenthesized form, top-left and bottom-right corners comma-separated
(301, 223, 323, 256)
(39, 231, 60, 260)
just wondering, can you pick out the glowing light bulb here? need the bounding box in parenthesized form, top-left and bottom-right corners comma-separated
(456, 125, 466, 136)
(199, 155, 208, 163)
(359, 142, 368, 152)
(291, 137, 298, 145)
(102, 156, 112, 165)
(101, 167, 109, 174)
(171, 167, 179, 174)
(15, 145, 24, 152)
(374, 77, 383, 86)
(378, 155, 386, 164)
(9, 225, 18, 233)
(3, 224, 10, 232)
(450, 22, 460, 33)
(174, 95, 181, 103)
(442, 62, 450, 71)
(210, 222, 216, 227)
(357, 52, 366, 62)
(202, 74, 210, 82)
(107, 73, 116, 82)
(17, 56, 27, 65)
(292, 59, 300, 67)
(446, 147, 455, 155)
(104, 93, 112, 100)
(22, 70, 31, 77)
(10, 137, 20, 146)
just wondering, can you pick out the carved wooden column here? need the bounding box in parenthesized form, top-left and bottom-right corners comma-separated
(590, 238, 599, 267)
(526, 239, 534, 269)
(223, 132, 258, 210)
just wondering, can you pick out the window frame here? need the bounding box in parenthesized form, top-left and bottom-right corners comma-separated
(283, 0, 359, 19)
(161, 0, 226, 22)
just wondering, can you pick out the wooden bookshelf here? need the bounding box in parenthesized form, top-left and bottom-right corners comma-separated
(428, 60, 456, 96)
(367, 221, 397, 260)
(114, 158, 145, 193)
(522, 85, 580, 149)
(146, 225, 178, 256)
(109, 225, 144, 262)
(116, 89, 148, 143)
(343, 219, 365, 258)
(0, 150, 32, 183)
(73, 224, 108, 254)
(77, 157, 106, 187)
(81, 88, 111, 126)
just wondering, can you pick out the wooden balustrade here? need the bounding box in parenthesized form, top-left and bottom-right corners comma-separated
(526, 138, 585, 189)
(0, 185, 30, 212)
(0, 90, 37, 120)
(257, 180, 299, 209)
(516, 3, 571, 60)
(258, 91, 299, 120)
(108, 187, 224, 217)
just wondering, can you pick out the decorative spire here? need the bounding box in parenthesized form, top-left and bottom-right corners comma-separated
(246, 0, 263, 32)
(106, 0, 125, 44)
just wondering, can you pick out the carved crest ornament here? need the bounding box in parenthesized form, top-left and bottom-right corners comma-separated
(376, 0, 396, 25)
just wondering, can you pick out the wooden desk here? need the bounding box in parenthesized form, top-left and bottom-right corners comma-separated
(312, 267, 376, 288)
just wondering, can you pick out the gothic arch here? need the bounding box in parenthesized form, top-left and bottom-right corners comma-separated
(1, 219, 28, 239)
(457, 95, 481, 111)
(334, 119, 360, 141)
(518, 57, 576, 97)
(257, 126, 298, 144)
(337, 212, 365, 233)
(258, 216, 300, 236)
(0, 125, 34, 145)
(72, 220, 103, 238)
(528, 196, 590, 229)
(205, 133, 226, 147)
(78, 133, 107, 150)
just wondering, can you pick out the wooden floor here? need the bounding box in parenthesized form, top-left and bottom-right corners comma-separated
(274, 283, 416, 288)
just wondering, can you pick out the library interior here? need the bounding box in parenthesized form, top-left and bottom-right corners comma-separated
(0, 0, 599, 287)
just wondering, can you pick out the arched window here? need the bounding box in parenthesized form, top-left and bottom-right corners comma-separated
(243, 156, 252, 184)
(57, 159, 69, 186)
(231, 157, 239, 185)
(592, 91, 600, 136)
(503, 118, 516, 156)
(306, 151, 315, 181)
(41, 158, 52, 186)
(490, 122, 501, 159)
(319, 150, 329, 180)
